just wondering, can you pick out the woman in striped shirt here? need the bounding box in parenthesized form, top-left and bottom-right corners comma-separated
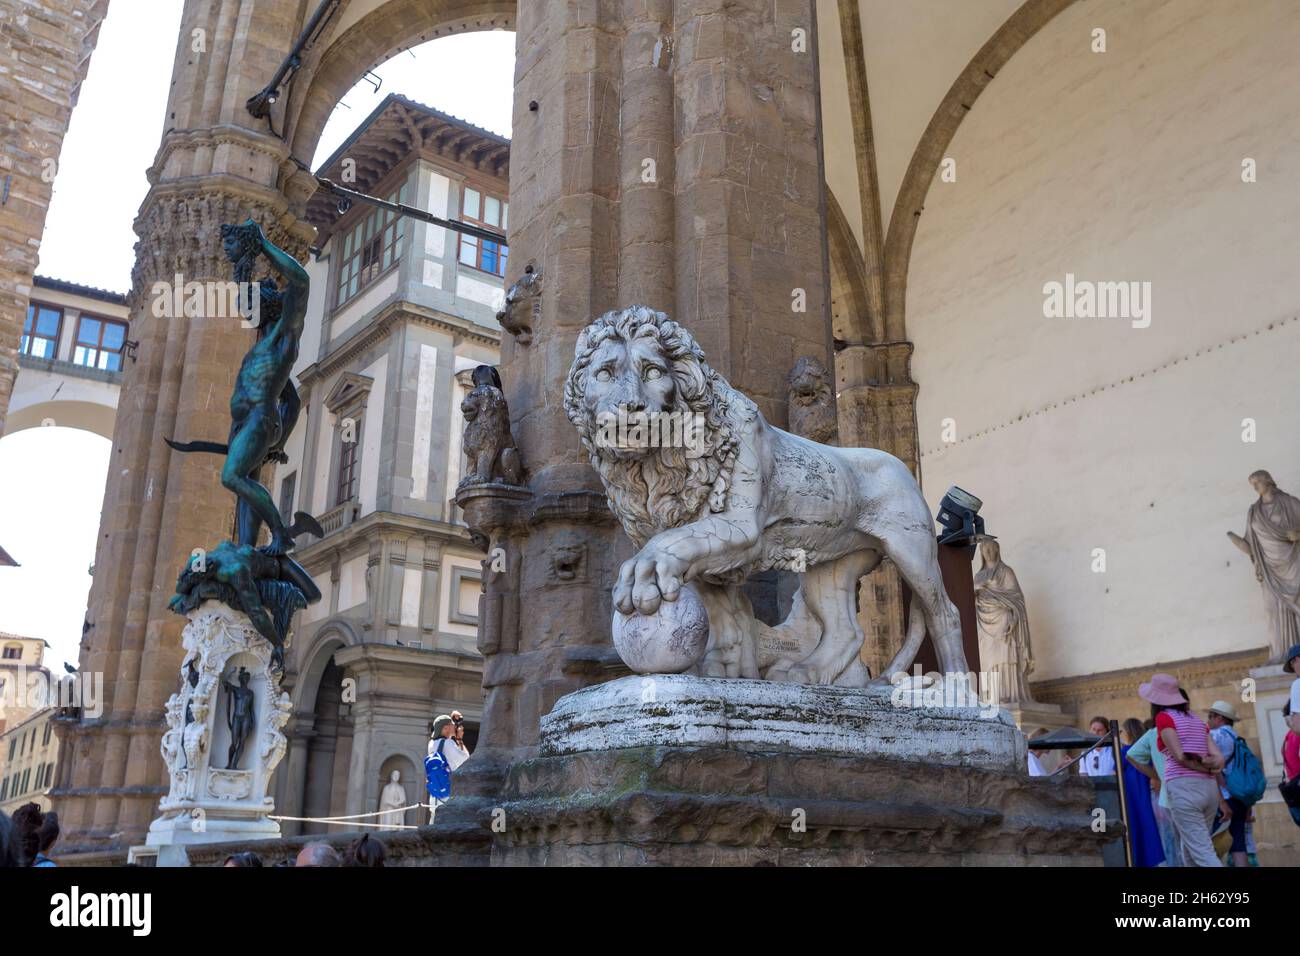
(1139, 673, 1225, 867)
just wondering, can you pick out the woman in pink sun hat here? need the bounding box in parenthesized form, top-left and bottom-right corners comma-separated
(1139, 673, 1225, 867)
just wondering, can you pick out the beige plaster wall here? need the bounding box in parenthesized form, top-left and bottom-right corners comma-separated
(909, 0, 1300, 680)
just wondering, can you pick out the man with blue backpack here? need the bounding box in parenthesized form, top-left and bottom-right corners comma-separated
(425, 714, 456, 824)
(424, 712, 473, 823)
(1207, 700, 1267, 866)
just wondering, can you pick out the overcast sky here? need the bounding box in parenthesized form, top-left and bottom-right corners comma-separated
(3, 2, 515, 668)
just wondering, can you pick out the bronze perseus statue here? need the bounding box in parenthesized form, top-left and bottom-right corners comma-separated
(167, 220, 322, 669)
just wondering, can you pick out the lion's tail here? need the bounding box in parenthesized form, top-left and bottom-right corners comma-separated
(878, 592, 927, 682)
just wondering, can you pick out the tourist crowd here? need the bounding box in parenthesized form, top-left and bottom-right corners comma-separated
(1027, 643, 1300, 867)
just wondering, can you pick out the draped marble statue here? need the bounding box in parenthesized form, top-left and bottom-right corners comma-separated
(973, 539, 1037, 706)
(377, 770, 408, 830)
(1228, 470, 1300, 664)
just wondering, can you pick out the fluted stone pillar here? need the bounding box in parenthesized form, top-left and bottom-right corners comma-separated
(456, 0, 834, 800)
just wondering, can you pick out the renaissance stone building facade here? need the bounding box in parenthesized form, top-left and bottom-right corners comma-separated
(22, 0, 1297, 863)
(267, 95, 505, 833)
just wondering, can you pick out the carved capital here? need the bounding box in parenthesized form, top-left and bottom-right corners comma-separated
(130, 184, 312, 310)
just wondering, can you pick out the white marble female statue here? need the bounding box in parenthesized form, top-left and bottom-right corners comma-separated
(377, 770, 407, 830)
(973, 539, 1037, 706)
(1228, 470, 1300, 664)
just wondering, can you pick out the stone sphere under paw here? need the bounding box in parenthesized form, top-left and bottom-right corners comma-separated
(611, 586, 710, 673)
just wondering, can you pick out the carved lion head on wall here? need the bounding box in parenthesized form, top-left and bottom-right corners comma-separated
(563, 305, 746, 547)
(787, 356, 832, 408)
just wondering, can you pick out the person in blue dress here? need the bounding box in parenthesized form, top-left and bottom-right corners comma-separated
(1120, 718, 1165, 866)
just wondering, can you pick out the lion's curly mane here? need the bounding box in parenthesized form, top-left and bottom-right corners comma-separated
(563, 306, 749, 547)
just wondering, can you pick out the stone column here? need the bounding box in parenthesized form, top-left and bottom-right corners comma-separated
(52, 0, 313, 856)
(0, 0, 110, 433)
(275, 718, 314, 838)
(837, 341, 920, 676)
(456, 0, 833, 800)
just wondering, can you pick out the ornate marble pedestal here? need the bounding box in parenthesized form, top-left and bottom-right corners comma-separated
(140, 602, 291, 866)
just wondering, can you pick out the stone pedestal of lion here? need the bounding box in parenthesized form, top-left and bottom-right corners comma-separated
(440, 308, 1118, 866)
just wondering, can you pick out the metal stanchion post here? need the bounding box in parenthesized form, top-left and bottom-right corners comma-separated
(1111, 718, 1133, 867)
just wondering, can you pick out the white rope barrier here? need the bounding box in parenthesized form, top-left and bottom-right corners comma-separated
(267, 816, 422, 830)
(267, 801, 441, 831)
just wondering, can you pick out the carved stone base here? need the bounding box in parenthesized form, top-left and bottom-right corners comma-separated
(483, 743, 1114, 865)
(145, 601, 292, 865)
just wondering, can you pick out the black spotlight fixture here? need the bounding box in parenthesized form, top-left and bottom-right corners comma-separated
(936, 486, 989, 546)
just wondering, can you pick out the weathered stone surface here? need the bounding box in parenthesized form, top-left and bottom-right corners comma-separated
(177, 733, 1114, 867)
(540, 674, 1024, 772)
(485, 744, 1114, 866)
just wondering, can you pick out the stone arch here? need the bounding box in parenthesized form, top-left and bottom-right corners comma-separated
(292, 618, 360, 835)
(291, 617, 361, 714)
(281, 0, 515, 188)
(3, 399, 116, 441)
(882, 0, 1078, 341)
(826, 188, 878, 347)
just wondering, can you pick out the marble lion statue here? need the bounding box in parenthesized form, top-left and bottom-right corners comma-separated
(563, 305, 966, 686)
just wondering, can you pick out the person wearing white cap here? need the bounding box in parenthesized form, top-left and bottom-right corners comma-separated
(1207, 700, 1248, 867)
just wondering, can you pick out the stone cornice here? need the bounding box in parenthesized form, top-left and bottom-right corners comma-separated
(148, 125, 293, 186)
(298, 301, 500, 387)
(1031, 647, 1268, 704)
(296, 510, 473, 571)
(334, 641, 483, 675)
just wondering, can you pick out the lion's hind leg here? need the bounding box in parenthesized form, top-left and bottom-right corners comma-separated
(767, 550, 878, 686)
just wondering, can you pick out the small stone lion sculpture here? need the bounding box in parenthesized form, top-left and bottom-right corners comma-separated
(787, 355, 838, 445)
(460, 365, 522, 486)
(564, 305, 965, 686)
